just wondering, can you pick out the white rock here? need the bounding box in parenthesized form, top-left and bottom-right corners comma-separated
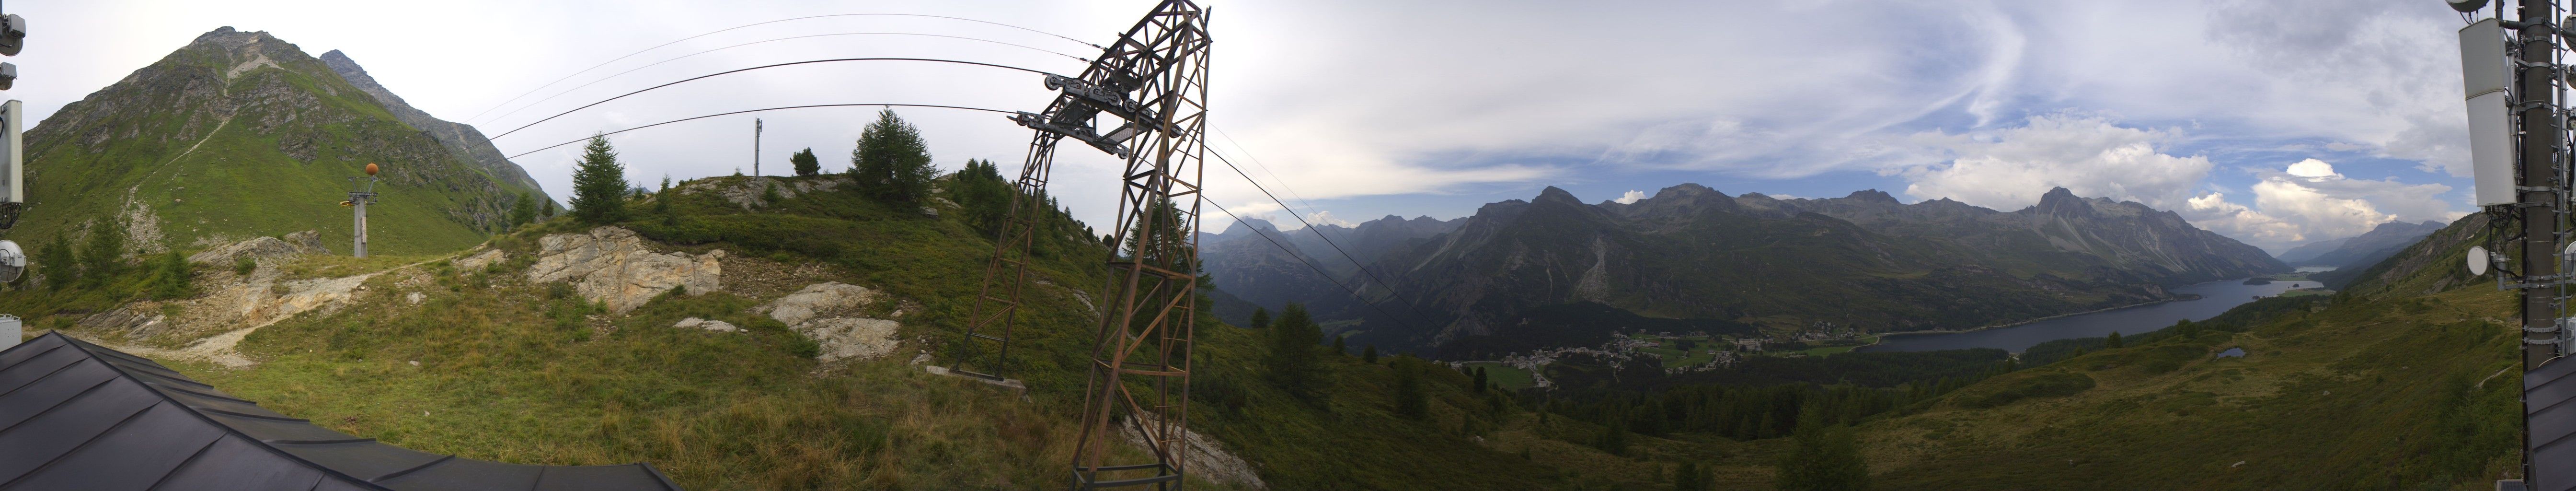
(527, 227, 722, 314)
(671, 317, 741, 333)
(757, 282, 882, 326)
(405, 292, 425, 304)
(452, 248, 506, 272)
(796, 317, 899, 362)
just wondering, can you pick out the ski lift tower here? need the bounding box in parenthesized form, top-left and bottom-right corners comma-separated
(343, 163, 380, 258)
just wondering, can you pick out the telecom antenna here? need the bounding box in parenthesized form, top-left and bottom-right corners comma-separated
(343, 163, 380, 257)
(2453, 0, 2574, 488)
(945, 1, 1211, 488)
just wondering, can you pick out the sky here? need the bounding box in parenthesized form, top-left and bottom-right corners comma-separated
(6, 0, 2486, 253)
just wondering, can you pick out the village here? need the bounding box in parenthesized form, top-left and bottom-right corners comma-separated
(1454, 321, 1879, 390)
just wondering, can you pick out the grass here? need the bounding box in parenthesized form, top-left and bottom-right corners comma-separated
(1461, 361, 1537, 390)
(21, 173, 1589, 490)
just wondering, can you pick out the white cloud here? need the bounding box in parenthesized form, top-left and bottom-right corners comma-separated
(2283, 158, 2337, 178)
(1613, 190, 1646, 204)
(2174, 159, 2454, 251)
(1275, 210, 1357, 231)
(1894, 114, 2212, 211)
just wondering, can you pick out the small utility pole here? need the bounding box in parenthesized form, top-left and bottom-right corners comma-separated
(753, 118, 763, 177)
(345, 164, 380, 258)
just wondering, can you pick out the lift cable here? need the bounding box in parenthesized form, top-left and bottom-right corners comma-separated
(487, 58, 1061, 140)
(479, 32, 1091, 129)
(501, 103, 1016, 160)
(467, 12, 1101, 123)
(1208, 148, 1446, 329)
(1204, 199, 1433, 336)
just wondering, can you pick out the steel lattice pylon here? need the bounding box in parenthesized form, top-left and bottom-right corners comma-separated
(946, 1, 1210, 489)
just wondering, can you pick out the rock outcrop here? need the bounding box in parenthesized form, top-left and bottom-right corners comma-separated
(672, 317, 741, 333)
(756, 282, 900, 362)
(678, 175, 851, 210)
(527, 227, 721, 314)
(1118, 412, 1266, 490)
(187, 231, 330, 265)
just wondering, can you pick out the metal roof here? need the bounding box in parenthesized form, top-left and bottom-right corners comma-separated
(2531, 354, 2576, 491)
(0, 332, 683, 491)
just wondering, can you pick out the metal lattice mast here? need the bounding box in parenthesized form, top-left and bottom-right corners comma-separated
(944, 1, 1210, 489)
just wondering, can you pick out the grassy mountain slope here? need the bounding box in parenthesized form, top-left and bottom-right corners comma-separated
(13, 173, 1576, 490)
(14, 27, 538, 258)
(1686, 214, 2519, 489)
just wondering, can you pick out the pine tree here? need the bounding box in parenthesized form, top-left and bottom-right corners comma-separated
(1362, 344, 1378, 363)
(790, 147, 820, 176)
(2104, 331, 2124, 349)
(1473, 367, 1489, 392)
(568, 134, 630, 224)
(508, 193, 538, 229)
(1331, 334, 1347, 355)
(1673, 462, 1710, 491)
(1266, 303, 1325, 398)
(1775, 403, 1869, 491)
(542, 199, 557, 218)
(951, 159, 1012, 233)
(1249, 308, 1271, 329)
(78, 221, 126, 287)
(1393, 360, 1426, 420)
(850, 109, 936, 208)
(34, 234, 73, 289)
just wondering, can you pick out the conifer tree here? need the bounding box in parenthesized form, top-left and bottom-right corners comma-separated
(508, 193, 537, 229)
(2104, 331, 2124, 349)
(790, 147, 820, 176)
(1473, 367, 1489, 392)
(1265, 303, 1325, 398)
(1362, 344, 1379, 363)
(850, 109, 936, 208)
(1393, 359, 1426, 420)
(568, 134, 630, 224)
(1775, 403, 1869, 491)
(1331, 334, 1346, 355)
(1249, 307, 1271, 329)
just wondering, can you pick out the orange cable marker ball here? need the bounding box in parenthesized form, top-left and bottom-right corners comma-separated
(365, 163, 380, 175)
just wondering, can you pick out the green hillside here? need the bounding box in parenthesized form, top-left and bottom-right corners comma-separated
(12, 27, 537, 260)
(10, 171, 1606, 490)
(1675, 215, 2521, 489)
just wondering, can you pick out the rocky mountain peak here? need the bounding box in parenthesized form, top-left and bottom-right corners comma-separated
(1535, 186, 1583, 204)
(1846, 189, 1899, 204)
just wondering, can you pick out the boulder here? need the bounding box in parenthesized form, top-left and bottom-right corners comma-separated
(527, 227, 722, 314)
(798, 317, 899, 362)
(452, 248, 505, 272)
(672, 317, 741, 333)
(755, 282, 881, 326)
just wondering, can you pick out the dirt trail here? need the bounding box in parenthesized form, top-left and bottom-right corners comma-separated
(70, 249, 473, 369)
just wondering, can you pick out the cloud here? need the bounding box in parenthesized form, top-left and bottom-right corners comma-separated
(1893, 114, 2212, 211)
(2174, 159, 2454, 250)
(1613, 190, 1646, 204)
(1274, 210, 1357, 231)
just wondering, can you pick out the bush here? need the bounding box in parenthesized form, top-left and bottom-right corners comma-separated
(786, 336, 822, 358)
(1956, 372, 2095, 409)
(234, 257, 257, 276)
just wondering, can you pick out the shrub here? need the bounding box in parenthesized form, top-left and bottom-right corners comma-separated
(234, 257, 257, 276)
(1956, 372, 2095, 409)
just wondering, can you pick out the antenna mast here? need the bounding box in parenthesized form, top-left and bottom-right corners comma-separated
(2459, 0, 2572, 487)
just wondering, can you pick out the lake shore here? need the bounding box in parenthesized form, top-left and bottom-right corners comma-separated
(1855, 293, 2204, 350)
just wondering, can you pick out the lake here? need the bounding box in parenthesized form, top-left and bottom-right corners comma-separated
(1854, 267, 2333, 353)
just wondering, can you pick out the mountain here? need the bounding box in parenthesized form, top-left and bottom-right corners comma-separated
(1200, 214, 1459, 317)
(1736, 187, 2285, 284)
(318, 49, 550, 204)
(1297, 185, 2281, 356)
(15, 27, 545, 257)
(2273, 236, 2349, 264)
(2286, 219, 2445, 269)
